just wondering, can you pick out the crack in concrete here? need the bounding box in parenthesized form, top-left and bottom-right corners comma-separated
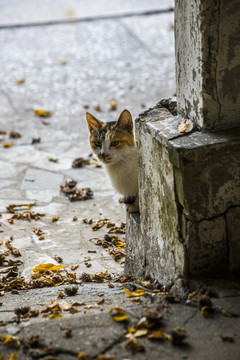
(120, 20, 166, 61)
(0, 8, 173, 30)
(95, 332, 127, 357)
(28, 332, 127, 359)
(183, 308, 198, 327)
(0, 88, 19, 116)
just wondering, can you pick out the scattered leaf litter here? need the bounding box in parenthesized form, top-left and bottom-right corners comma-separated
(6, 203, 45, 224)
(60, 180, 93, 201)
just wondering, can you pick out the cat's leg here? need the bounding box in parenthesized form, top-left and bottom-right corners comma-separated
(123, 195, 139, 213)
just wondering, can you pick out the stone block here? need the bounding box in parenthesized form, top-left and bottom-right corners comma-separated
(125, 213, 145, 279)
(125, 104, 240, 285)
(226, 206, 240, 273)
(175, 0, 240, 131)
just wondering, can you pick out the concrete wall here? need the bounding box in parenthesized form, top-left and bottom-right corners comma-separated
(175, 0, 240, 130)
(125, 104, 240, 288)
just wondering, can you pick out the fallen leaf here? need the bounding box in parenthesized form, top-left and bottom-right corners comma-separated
(54, 255, 63, 263)
(92, 219, 109, 230)
(94, 105, 102, 112)
(125, 336, 145, 352)
(177, 118, 194, 133)
(3, 142, 14, 148)
(110, 306, 129, 322)
(126, 329, 148, 338)
(49, 312, 63, 320)
(9, 353, 18, 360)
(34, 109, 52, 118)
(77, 352, 88, 359)
(4, 335, 21, 348)
(170, 327, 187, 345)
(148, 330, 165, 340)
(32, 263, 66, 273)
(15, 79, 25, 85)
(9, 131, 21, 138)
(72, 157, 90, 168)
(123, 288, 146, 297)
(48, 158, 59, 163)
(58, 291, 65, 298)
(70, 264, 79, 271)
(110, 99, 117, 111)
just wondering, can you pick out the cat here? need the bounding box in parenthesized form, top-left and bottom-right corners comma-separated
(86, 109, 139, 213)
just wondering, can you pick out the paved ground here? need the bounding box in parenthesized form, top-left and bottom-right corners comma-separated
(0, 1, 240, 359)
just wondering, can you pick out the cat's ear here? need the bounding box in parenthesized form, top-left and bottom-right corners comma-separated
(116, 109, 133, 133)
(86, 112, 102, 133)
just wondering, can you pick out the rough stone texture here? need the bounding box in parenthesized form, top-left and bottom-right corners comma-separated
(226, 206, 240, 273)
(125, 105, 240, 284)
(175, 0, 240, 131)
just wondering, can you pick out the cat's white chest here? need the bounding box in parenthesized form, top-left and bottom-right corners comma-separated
(106, 148, 138, 197)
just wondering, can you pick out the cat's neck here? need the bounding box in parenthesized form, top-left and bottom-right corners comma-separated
(104, 146, 138, 197)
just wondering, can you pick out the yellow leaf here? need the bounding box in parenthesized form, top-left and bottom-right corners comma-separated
(110, 98, 117, 111)
(3, 142, 14, 148)
(9, 353, 18, 360)
(49, 312, 63, 320)
(123, 288, 146, 297)
(148, 330, 165, 340)
(114, 240, 125, 248)
(129, 327, 136, 333)
(34, 109, 52, 118)
(4, 335, 21, 348)
(110, 306, 129, 322)
(78, 353, 88, 359)
(113, 314, 129, 322)
(58, 291, 65, 298)
(201, 305, 211, 317)
(31, 273, 43, 279)
(123, 287, 132, 296)
(32, 263, 66, 273)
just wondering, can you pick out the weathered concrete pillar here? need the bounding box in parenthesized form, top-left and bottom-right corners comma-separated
(125, 0, 240, 289)
(175, 0, 240, 131)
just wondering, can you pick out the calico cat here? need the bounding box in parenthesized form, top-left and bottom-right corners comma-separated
(86, 109, 139, 213)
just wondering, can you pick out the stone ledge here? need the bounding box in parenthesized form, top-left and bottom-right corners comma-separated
(125, 105, 240, 286)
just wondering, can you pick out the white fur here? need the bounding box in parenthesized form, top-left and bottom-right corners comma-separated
(105, 146, 138, 198)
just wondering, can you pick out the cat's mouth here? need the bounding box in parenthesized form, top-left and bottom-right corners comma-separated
(98, 154, 112, 164)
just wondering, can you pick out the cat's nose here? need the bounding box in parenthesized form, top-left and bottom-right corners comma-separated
(101, 153, 107, 160)
(99, 153, 111, 162)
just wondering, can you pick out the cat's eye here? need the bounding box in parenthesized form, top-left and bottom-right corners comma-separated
(94, 141, 102, 147)
(110, 141, 120, 147)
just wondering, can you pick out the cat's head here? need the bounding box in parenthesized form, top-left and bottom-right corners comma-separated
(86, 109, 135, 166)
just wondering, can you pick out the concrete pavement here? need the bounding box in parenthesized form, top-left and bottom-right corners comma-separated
(0, 1, 240, 359)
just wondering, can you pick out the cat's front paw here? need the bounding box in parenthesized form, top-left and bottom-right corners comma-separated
(123, 195, 139, 213)
(126, 203, 139, 213)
